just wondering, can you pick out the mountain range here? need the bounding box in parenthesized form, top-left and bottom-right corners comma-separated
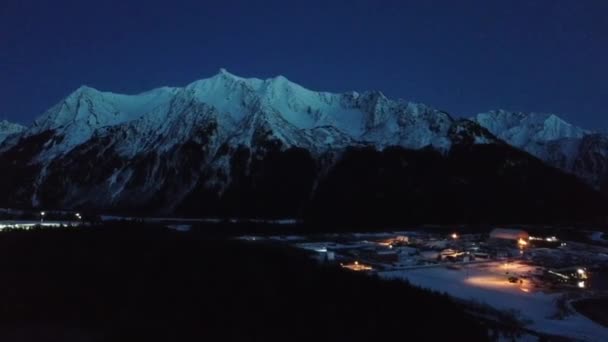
(472, 110, 608, 191)
(0, 69, 605, 224)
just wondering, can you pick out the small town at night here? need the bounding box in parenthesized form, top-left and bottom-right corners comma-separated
(2, 1, 608, 341)
(242, 226, 608, 340)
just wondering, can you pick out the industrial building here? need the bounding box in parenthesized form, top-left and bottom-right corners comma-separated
(489, 228, 529, 245)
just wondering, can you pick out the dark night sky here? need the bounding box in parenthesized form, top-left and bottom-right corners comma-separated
(1, 0, 607, 130)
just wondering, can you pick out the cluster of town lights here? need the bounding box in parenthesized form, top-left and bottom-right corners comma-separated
(529, 236, 559, 242)
(40, 211, 82, 223)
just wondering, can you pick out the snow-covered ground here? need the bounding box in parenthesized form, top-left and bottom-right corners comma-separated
(100, 215, 297, 225)
(380, 261, 607, 341)
(589, 231, 606, 243)
(166, 224, 192, 232)
(0, 220, 82, 230)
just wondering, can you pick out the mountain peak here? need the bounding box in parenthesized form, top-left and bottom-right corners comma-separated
(77, 85, 97, 91)
(216, 68, 240, 79)
(188, 69, 252, 90)
(60, 85, 106, 105)
(270, 74, 289, 82)
(474, 110, 588, 138)
(202, 69, 295, 89)
(72, 85, 102, 96)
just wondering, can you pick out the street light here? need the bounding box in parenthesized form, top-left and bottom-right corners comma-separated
(577, 268, 588, 280)
(40, 211, 46, 224)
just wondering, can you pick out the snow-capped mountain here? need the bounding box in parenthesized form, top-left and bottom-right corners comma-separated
(472, 110, 608, 189)
(474, 110, 588, 146)
(0, 120, 26, 144)
(0, 69, 603, 222)
(12, 69, 475, 160)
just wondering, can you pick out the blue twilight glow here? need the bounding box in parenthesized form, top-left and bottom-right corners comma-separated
(1, 0, 607, 130)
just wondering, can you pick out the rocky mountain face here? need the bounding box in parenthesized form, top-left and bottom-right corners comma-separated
(0, 70, 604, 224)
(472, 110, 608, 195)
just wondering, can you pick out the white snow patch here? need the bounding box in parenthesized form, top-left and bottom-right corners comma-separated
(380, 262, 607, 341)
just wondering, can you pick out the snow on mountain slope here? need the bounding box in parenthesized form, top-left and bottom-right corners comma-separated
(474, 110, 588, 157)
(473, 110, 608, 188)
(0, 120, 26, 145)
(0, 69, 508, 211)
(27, 85, 180, 158)
(14, 69, 497, 163)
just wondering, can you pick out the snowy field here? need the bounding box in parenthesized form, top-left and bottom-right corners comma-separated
(100, 215, 297, 225)
(589, 231, 607, 243)
(0, 220, 82, 230)
(380, 261, 607, 341)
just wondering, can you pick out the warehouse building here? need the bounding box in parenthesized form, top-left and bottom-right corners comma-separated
(488, 228, 530, 249)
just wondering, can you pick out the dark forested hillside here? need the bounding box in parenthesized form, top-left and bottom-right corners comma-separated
(174, 142, 607, 226)
(306, 144, 607, 227)
(1, 131, 605, 226)
(0, 224, 491, 342)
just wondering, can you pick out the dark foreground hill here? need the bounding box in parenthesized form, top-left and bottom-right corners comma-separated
(0, 224, 495, 342)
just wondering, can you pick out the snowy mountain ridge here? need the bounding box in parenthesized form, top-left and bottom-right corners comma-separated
(0, 69, 502, 212)
(472, 110, 607, 188)
(0, 69, 605, 214)
(473, 110, 588, 150)
(11, 69, 480, 159)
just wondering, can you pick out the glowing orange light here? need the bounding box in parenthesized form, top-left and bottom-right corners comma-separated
(341, 261, 373, 272)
